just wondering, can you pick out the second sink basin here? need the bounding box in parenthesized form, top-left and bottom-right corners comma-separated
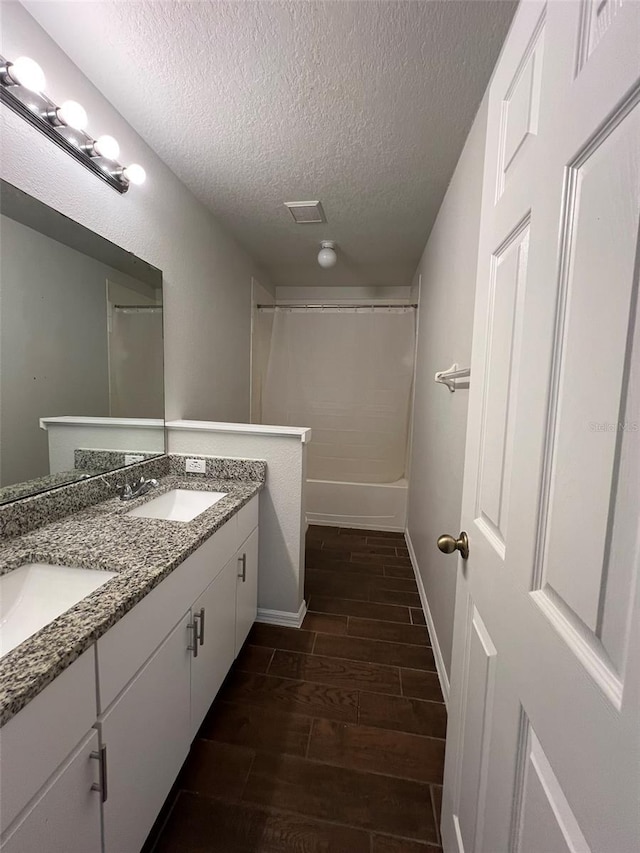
(126, 489, 227, 523)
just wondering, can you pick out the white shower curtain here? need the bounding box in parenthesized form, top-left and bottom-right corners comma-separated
(109, 308, 164, 418)
(262, 308, 416, 484)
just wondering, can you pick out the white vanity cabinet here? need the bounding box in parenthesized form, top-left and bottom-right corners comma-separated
(0, 649, 98, 847)
(234, 494, 260, 654)
(189, 557, 237, 737)
(99, 613, 192, 853)
(0, 730, 102, 853)
(189, 494, 260, 734)
(235, 527, 259, 654)
(0, 493, 260, 853)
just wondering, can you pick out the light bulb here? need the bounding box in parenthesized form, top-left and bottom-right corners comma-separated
(317, 241, 337, 269)
(8, 56, 46, 93)
(56, 100, 88, 131)
(94, 135, 120, 159)
(123, 163, 146, 185)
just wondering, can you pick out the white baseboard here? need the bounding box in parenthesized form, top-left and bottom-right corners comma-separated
(405, 529, 450, 706)
(256, 600, 307, 629)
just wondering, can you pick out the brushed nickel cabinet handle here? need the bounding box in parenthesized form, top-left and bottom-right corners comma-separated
(238, 553, 247, 582)
(187, 617, 199, 657)
(198, 607, 205, 646)
(91, 744, 108, 803)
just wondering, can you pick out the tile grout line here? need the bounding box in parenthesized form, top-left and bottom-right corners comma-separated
(307, 592, 422, 608)
(238, 750, 257, 803)
(306, 603, 414, 625)
(296, 645, 436, 674)
(248, 748, 446, 788)
(305, 718, 315, 758)
(265, 647, 276, 673)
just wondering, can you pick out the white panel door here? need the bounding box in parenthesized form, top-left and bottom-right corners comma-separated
(442, 2, 640, 852)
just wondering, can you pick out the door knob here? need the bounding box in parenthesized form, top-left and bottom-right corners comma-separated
(437, 531, 469, 560)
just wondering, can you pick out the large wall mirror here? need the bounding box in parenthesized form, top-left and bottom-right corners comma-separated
(0, 180, 165, 504)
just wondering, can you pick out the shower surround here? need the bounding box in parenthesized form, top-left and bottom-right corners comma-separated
(255, 304, 416, 530)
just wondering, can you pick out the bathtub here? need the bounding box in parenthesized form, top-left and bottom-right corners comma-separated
(305, 477, 408, 532)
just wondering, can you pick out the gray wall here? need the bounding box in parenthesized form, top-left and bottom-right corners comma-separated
(0, 2, 271, 425)
(406, 93, 488, 681)
(0, 215, 111, 485)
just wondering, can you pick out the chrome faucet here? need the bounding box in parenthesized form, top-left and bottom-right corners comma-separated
(118, 476, 159, 501)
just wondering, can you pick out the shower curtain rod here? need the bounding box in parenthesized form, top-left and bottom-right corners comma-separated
(113, 304, 163, 310)
(256, 303, 418, 310)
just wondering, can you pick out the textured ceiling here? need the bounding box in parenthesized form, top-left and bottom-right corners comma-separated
(23, 1, 516, 288)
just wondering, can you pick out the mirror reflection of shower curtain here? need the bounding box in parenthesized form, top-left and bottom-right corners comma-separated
(109, 307, 164, 417)
(262, 308, 416, 483)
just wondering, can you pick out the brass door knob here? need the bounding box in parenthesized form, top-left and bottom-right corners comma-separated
(437, 531, 469, 560)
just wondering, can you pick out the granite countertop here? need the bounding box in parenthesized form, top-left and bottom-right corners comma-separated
(0, 474, 263, 727)
(0, 469, 102, 506)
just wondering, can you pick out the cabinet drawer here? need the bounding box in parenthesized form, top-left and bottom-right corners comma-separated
(0, 730, 101, 853)
(0, 650, 95, 834)
(97, 517, 237, 712)
(237, 495, 259, 546)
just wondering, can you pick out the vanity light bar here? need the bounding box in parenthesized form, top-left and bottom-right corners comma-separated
(0, 54, 145, 194)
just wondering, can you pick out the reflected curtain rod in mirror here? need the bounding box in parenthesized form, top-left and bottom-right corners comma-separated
(0, 180, 165, 505)
(0, 53, 146, 193)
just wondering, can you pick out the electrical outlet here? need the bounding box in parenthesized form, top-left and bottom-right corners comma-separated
(185, 457, 206, 474)
(124, 454, 145, 465)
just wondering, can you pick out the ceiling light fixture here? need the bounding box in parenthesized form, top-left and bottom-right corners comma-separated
(55, 100, 88, 131)
(318, 241, 337, 269)
(1, 56, 46, 93)
(0, 51, 145, 194)
(121, 164, 147, 185)
(92, 134, 120, 160)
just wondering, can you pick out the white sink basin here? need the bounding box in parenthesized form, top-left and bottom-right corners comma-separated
(0, 563, 117, 658)
(126, 489, 227, 523)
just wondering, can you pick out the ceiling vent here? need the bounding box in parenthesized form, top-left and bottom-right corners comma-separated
(284, 200, 326, 224)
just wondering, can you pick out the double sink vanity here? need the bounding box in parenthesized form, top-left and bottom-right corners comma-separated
(0, 181, 288, 852)
(0, 455, 264, 853)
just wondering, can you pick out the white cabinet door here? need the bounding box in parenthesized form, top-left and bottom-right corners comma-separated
(235, 527, 259, 655)
(100, 613, 191, 853)
(190, 557, 237, 738)
(0, 730, 101, 853)
(0, 649, 96, 834)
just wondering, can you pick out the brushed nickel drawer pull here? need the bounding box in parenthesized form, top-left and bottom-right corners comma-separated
(187, 617, 199, 657)
(197, 607, 205, 646)
(91, 744, 108, 803)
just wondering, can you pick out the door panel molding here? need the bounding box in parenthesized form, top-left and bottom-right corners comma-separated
(531, 90, 640, 707)
(454, 601, 498, 853)
(497, 9, 546, 200)
(475, 214, 530, 555)
(514, 726, 591, 853)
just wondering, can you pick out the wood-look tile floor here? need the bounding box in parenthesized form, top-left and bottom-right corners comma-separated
(147, 526, 446, 852)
